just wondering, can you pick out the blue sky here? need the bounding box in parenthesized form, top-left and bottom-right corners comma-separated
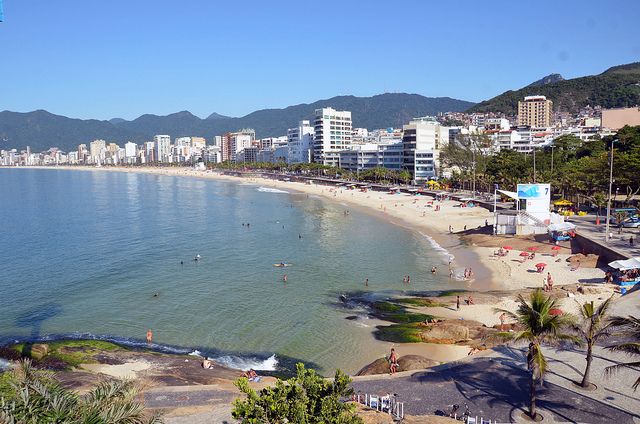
(1, 0, 639, 120)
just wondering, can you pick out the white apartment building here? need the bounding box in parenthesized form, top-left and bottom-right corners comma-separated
(259, 136, 288, 150)
(154, 135, 171, 162)
(124, 142, 137, 159)
(338, 141, 404, 173)
(287, 120, 314, 164)
(402, 117, 449, 182)
(313, 107, 352, 166)
(230, 133, 253, 161)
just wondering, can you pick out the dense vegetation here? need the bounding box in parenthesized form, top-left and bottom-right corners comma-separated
(0, 360, 161, 423)
(232, 363, 362, 423)
(0, 93, 474, 152)
(441, 125, 640, 205)
(469, 62, 640, 114)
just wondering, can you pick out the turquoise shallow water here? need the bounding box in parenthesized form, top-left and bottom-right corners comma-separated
(0, 168, 459, 374)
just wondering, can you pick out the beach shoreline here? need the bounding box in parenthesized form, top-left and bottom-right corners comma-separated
(5, 165, 611, 373)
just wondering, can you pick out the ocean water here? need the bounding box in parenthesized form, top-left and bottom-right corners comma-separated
(0, 168, 460, 374)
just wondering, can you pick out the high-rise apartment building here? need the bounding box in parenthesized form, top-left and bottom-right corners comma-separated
(220, 130, 255, 162)
(288, 120, 314, 164)
(124, 142, 137, 158)
(517, 95, 553, 127)
(89, 139, 106, 164)
(313, 108, 352, 166)
(402, 117, 449, 182)
(154, 135, 171, 162)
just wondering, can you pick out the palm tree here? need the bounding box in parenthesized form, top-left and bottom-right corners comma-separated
(494, 289, 577, 419)
(1, 359, 162, 423)
(572, 296, 614, 388)
(605, 315, 640, 390)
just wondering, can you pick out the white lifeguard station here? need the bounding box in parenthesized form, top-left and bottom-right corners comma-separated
(495, 183, 564, 235)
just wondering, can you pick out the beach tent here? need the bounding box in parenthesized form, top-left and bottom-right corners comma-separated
(608, 258, 640, 270)
(498, 189, 519, 200)
(547, 222, 576, 232)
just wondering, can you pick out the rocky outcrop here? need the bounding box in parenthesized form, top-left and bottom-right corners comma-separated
(356, 355, 439, 376)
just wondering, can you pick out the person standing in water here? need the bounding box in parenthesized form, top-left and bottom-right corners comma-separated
(282, 274, 288, 282)
(365, 278, 369, 287)
(146, 329, 153, 344)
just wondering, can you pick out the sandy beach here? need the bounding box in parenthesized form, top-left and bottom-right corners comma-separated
(15, 165, 615, 367)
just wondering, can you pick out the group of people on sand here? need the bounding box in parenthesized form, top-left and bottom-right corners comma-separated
(456, 295, 475, 310)
(463, 268, 474, 280)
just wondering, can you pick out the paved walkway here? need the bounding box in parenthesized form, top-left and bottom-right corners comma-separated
(570, 214, 640, 259)
(144, 384, 236, 424)
(352, 345, 640, 423)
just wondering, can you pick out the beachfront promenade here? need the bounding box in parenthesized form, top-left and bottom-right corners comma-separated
(351, 342, 640, 423)
(570, 214, 640, 260)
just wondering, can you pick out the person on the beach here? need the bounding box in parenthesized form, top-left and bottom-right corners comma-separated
(431, 266, 437, 274)
(468, 268, 474, 278)
(407, 275, 410, 284)
(546, 272, 553, 287)
(146, 329, 153, 344)
(499, 313, 506, 331)
(465, 295, 474, 305)
(389, 348, 398, 374)
(283, 274, 288, 282)
(449, 269, 454, 279)
(456, 296, 460, 311)
(630, 236, 635, 247)
(365, 278, 369, 287)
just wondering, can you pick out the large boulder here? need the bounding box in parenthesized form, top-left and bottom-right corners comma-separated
(397, 355, 439, 371)
(356, 355, 439, 376)
(420, 323, 470, 343)
(356, 358, 390, 376)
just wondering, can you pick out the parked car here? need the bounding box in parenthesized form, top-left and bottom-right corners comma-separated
(622, 218, 640, 228)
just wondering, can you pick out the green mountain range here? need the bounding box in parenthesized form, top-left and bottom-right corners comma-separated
(0, 93, 473, 152)
(469, 62, 640, 114)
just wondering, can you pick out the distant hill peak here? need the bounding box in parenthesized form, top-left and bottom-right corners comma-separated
(206, 112, 232, 120)
(602, 62, 640, 75)
(469, 61, 640, 114)
(527, 73, 564, 87)
(109, 118, 127, 124)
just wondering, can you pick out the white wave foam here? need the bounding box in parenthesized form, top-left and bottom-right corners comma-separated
(0, 358, 11, 371)
(419, 231, 454, 262)
(189, 350, 202, 357)
(257, 187, 289, 194)
(212, 353, 278, 371)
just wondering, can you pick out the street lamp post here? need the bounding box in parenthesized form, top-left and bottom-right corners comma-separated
(605, 139, 617, 243)
(532, 146, 537, 183)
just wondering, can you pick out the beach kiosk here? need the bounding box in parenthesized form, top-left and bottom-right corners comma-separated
(608, 258, 640, 290)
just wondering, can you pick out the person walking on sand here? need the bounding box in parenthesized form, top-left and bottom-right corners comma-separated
(389, 348, 398, 374)
(146, 329, 153, 344)
(499, 312, 506, 331)
(456, 295, 460, 311)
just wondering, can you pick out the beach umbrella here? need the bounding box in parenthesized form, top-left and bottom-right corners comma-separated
(503, 246, 513, 250)
(551, 246, 561, 251)
(527, 246, 539, 252)
(550, 308, 563, 316)
(520, 251, 530, 257)
(535, 263, 547, 268)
